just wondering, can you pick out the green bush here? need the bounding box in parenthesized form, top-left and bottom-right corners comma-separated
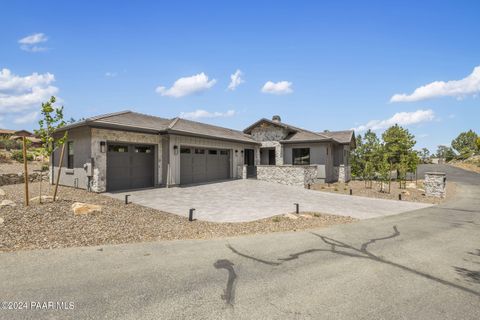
(11, 150, 34, 162)
(0, 138, 22, 151)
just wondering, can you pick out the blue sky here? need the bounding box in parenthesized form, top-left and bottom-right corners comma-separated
(1, 0, 479, 152)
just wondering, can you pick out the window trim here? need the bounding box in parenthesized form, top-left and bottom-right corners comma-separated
(67, 141, 74, 169)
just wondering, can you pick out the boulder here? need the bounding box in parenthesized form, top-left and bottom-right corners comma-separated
(284, 213, 298, 220)
(0, 188, 5, 196)
(406, 182, 417, 189)
(0, 199, 16, 207)
(401, 190, 410, 196)
(30, 195, 54, 203)
(0, 217, 4, 225)
(299, 214, 314, 219)
(72, 202, 102, 215)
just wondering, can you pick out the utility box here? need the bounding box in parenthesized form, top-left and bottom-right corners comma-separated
(83, 162, 93, 177)
(424, 172, 446, 198)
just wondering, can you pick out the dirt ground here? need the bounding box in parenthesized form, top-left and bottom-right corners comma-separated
(449, 161, 480, 174)
(310, 179, 456, 204)
(0, 159, 44, 174)
(0, 182, 356, 252)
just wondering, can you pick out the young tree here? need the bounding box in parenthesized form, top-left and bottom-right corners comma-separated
(377, 153, 391, 193)
(398, 154, 409, 188)
(418, 147, 430, 163)
(382, 125, 416, 166)
(34, 96, 67, 201)
(477, 137, 480, 153)
(436, 145, 456, 161)
(350, 134, 364, 179)
(451, 130, 478, 159)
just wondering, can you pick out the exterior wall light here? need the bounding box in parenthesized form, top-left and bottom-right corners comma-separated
(235, 150, 238, 153)
(100, 141, 106, 153)
(173, 145, 179, 155)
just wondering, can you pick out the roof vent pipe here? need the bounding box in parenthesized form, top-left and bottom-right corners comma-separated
(272, 115, 281, 123)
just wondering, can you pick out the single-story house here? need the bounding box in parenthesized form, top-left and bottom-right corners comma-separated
(51, 111, 355, 192)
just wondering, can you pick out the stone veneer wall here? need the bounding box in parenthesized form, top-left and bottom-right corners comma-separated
(424, 172, 446, 198)
(256, 165, 318, 187)
(0, 172, 49, 186)
(90, 128, 162, 192)
(333, 165, 352, 183)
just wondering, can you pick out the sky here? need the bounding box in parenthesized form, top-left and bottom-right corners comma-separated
(0, 0, 479, 152)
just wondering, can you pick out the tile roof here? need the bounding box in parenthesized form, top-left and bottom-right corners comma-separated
(319, 130, 355, 144)
(169, 118, 257, 144)
(60, 111, 258, 144)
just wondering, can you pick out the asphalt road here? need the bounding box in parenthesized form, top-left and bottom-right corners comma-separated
(1, 164, 479, 319)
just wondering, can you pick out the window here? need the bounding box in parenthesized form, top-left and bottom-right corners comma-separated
(135, 146, 152, 153)
(67, 141, 74, 169)
(208, 150, 217, 155)
(195, 149, 205, 154)
(292, 148, 310, 165)
(180, 148, 191, 154)
(108, 145, 128, 153)
(220, 150, 228, 155)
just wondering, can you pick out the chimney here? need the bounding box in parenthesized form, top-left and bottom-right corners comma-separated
(272, 115, 281, 123)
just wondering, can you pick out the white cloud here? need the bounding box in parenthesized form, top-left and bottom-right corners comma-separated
(18, 33, 48, 52)
(261, 80, 293, 95)
(0, 68, 54, 92)
(391, 66, 480, 102)
(353, 109, 435, 132)
(179, 109, 236, 120)
(0, 68, 59, 113)
(105, 72, 118, 78)
(13, 111, 38, 124)
(156, 73, 216, 98)
(227, 69, 244, 90)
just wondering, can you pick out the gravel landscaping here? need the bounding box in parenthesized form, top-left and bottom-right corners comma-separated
(0, 182, 356, 252)
(311, 179, 456, 204)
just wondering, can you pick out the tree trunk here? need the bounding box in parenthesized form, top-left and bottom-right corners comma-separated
(53, 144, 66, 201)
(22, 137, 29, 206)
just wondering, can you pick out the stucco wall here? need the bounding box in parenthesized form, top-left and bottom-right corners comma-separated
(90, 128, 162, 192)
(282, 142, 332, 182)
(167, 134, 256, 186)
(51, 126, 92, 190)
(256, 165, 319, 187)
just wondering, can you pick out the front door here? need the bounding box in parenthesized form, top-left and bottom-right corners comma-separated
(244, 149, 256, 178)
(268, 149, 276, 165)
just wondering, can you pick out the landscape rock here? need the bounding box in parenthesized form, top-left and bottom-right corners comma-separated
(72, 202, 102, 215)
(284, 213, 299, 220)
(31, 195, 54, 203)
(299, 214, 314, 219)
(0, 200, 16, 207)
(406, 182, 417, 189)
(0, 188, 5, 196)
(0, 217, 4, 225)
(401, 190, 410, 196)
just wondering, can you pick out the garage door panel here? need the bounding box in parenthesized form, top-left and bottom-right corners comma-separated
(180, 147, 230, 185)
(107, 143, 154, 191)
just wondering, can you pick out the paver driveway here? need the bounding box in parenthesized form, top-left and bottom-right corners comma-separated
(106, 180, 432, 222)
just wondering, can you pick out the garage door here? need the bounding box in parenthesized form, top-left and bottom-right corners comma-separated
(107, 143, 155, 191)
(180, 147, 230, 185)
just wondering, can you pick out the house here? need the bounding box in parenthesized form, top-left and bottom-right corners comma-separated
(0, 129, 42, 148)
(51, 111, 355, 192)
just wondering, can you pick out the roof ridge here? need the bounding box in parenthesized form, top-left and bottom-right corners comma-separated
(176, 117, 246, 134)
(168, 117, 180, 129)
(87, 110, 132, 122)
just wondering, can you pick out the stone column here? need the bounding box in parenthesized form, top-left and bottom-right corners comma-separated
(424, 172, 446, 198)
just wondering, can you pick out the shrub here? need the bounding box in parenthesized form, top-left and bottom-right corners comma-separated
(272, 216, 281, 223)
(11, 150, 34, 162)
